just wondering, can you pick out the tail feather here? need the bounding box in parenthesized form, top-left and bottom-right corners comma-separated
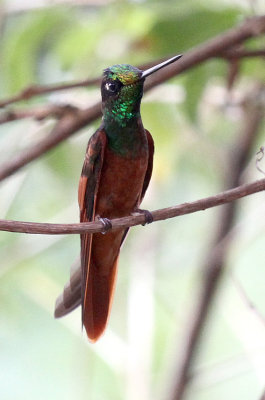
(54, 289, 80, 318)
(83, 256, 119, 342)
(54, 260, 82, 318)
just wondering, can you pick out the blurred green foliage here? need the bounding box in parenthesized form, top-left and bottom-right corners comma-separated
(0, 1, 265, 400)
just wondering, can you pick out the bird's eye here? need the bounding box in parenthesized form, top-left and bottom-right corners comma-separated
(105, 81, 118, 93)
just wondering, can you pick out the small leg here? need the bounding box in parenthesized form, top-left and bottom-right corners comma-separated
(134, 208, 153, 226)
(98, 217, 112, 234)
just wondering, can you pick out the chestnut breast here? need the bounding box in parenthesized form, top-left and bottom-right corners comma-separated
(95, 145, 148, 219)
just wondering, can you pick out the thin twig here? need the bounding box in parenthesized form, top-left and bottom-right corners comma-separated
(0, 15, 264, 182)
(0, 58, 167, 109)
(0, 78, 100, 109)
(231, 274, 265, 326)
(0, 104, 79, 125)
(256, 146, 265, 176)
(1, 177, 265, 235)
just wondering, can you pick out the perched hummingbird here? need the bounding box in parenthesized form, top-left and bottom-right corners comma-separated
(54, 54, 182, 341)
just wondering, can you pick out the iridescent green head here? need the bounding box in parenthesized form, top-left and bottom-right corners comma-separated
(103, 64, 142, 86)
(101, 55, 182, 155)
(101, 55, 182, 130)
(101, 64, 144, 129)
(101, 55, 181, 135)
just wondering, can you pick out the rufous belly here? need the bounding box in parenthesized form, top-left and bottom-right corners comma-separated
(92, 146, 148, 275)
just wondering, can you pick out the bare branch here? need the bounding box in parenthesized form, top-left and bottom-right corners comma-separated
(223, 48, 265, 59)
(1, 49, 263, 126)
(0, 15, 264, 182)
(144, 15, 265, 90)
(0, 104, 79, 125)
(0, 48, 263, 110)
(0, 58, 169, 109)
(0, 103, 101, 181)
(1, 177, 265, 235)
(0, 78, 100, 109)
(168, 87, 264, 400)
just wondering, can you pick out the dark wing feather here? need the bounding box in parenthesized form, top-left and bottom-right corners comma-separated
(120, 129, 154, 246)
(54, 128, 106, 320)
(79, 128, 107, 325)
(140, 129, 154, 202)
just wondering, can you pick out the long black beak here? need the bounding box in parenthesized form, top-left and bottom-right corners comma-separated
(141, 54, 182, 79)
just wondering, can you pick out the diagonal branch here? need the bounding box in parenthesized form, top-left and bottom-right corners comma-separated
(0, 48, 264, 127)
(0, 103, 101, 181)
(0, 15, 264, 183)
(168, 86, 264, 400)
(0, 49, 263, 110)
(1, 176, 265, 235)
(144, 15, 265, 90)
(0, 58, 171, 109)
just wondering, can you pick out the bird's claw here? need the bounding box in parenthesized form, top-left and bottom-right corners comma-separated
(134, 209, 153, 225)
(98, 217, 112, 234)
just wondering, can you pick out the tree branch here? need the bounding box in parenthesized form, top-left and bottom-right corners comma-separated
(0, 48, 263, 110)
(0, 58, 170, 109)
(223, 48, 265, 59)
(0, 104, 80, 125)
(0, 78, 101, 109)
(0, 15, 264, 183)
(0, 103, 101, 181)
(168, 86, 264, 400)
(144, 15, 265, 90)
(0, 48, 264, 127)
(1, 177, 265, 235)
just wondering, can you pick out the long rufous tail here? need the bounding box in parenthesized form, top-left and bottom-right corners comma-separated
(83, 256, 119, 341)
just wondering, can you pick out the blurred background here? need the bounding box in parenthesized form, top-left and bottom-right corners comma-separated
(0, 0, 265, 399)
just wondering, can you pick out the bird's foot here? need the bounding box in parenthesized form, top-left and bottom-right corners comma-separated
(133, 208, 153, 226)
(98, 217, 112, 234)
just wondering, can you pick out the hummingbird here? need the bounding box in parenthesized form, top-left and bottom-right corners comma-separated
(54, 54, 182, 342)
